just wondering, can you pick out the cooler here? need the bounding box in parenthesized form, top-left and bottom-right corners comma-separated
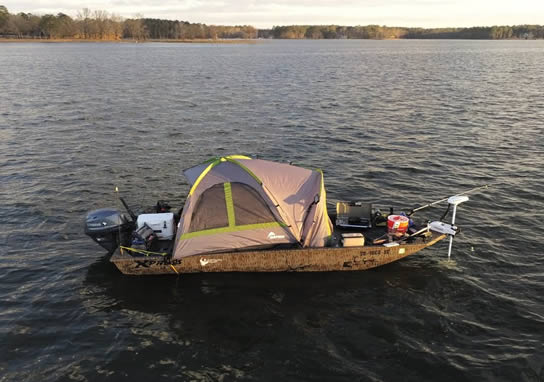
(136, 213, 175, 240)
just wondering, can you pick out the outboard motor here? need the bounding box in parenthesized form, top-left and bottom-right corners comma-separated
(84, 208, 133, 254)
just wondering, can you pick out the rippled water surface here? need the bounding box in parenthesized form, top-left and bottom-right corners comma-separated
(1, 40, 543, 381)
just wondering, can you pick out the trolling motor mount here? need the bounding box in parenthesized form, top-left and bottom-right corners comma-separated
(429, 221, 458, 236)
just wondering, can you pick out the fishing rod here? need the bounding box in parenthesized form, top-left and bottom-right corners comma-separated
(408, 184, 489, 217)
(115, 186, 137, 221)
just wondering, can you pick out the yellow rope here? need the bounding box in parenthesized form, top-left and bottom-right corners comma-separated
(170, 264, 180, 274)
(119, 246, 168, 257)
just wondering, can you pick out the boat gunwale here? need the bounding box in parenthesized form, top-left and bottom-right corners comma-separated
(110, 233, 447, 275)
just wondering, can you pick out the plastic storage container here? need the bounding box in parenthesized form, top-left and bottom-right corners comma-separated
(136, 213, 175, 240)
(341, 233, 365, 247)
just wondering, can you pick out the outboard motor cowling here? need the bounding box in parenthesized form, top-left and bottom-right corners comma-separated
(85, 208, 133, 254)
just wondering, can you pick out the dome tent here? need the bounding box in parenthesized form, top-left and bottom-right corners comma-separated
(173, 155, 333, 259)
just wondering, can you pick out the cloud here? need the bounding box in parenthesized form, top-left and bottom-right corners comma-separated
(2, 0, 544, 28)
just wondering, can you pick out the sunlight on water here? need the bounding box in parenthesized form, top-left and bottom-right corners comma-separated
(436, 258, 460, 270)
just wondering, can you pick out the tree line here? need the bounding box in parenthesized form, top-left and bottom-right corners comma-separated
(264, 24, 544, 39)
(0, 6, 257, 40)
(1, 6, 543, 41)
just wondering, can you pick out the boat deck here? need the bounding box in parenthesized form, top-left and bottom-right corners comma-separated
(139, 219, 420, 256)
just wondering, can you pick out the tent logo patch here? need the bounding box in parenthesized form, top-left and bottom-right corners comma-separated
(200, 258, 223, 266)
(268, 232, 285, 240)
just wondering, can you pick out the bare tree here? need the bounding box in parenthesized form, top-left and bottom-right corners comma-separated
(124, 13, 145, 40)
(76, 8, 91, 38)
(110, 13, 123, 39)
(93, 9, 108, 39)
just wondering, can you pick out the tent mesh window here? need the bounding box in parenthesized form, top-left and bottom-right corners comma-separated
(189, 183, 228, 232)
(231, 182, 279, 225)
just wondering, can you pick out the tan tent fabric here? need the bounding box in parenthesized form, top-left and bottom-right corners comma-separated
(173, 156, 333, 259)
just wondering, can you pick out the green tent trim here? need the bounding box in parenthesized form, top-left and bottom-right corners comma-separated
(224, 182, 236, 227)
(316, 168, 332, 236)
(180, 221, 287, 240)
(189, 156, 261, 196)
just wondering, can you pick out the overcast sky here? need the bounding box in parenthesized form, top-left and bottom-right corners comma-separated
(3, 0, 544, 28)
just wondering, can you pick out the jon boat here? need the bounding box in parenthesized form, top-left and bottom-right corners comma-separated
(84, 156, 479, 275)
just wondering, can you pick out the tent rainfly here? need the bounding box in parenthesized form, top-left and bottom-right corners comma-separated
(172, 156, 333, 259)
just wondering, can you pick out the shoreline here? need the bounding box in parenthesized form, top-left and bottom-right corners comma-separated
(1, 37, 540, 44)
(0, 38, 259, 44)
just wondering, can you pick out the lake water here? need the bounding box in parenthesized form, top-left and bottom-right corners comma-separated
(1, 39, 543, 381)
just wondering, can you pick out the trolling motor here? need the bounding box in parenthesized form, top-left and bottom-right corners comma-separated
(429, 195, 469, 260)
(412, 185, 488, 260)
